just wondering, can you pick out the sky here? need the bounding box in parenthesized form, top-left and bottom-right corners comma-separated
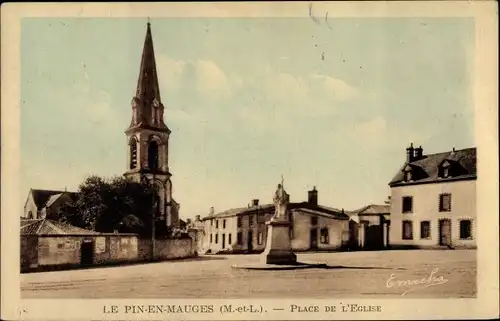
(20, 17, 475, 219)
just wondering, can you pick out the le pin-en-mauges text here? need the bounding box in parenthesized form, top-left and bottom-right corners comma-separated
(103, 303, 382, 315)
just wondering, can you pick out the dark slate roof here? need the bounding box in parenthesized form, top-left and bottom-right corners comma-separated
(389, 147, 476, 187)
(29, 189, 78, 209)
(350, 204, 390, 216)
(202, 202, 348, 220)
(20, 219, 100, 236)
(202, 204, 276, 220)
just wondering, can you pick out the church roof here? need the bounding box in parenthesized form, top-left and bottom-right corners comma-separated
(20, 219, 100, 236)
(389, 147, 476, 187)
(28, 189, 77, 209)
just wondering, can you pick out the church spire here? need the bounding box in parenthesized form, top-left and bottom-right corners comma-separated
(136, 21, 161, 104)
(128, 21, 168, 132)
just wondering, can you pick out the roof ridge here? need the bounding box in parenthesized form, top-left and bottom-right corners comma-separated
(418, 147, 476, 159)
(46, 220, 67, 234)
(35, 219, 46, 235)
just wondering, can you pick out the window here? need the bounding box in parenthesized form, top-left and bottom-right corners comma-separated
(228, 233, 232, 245)
(420, 221, 431, 239)
(28, 211, 33, 219)
(320, 228, 329, 244)
(210, 219, 213, 226)
(237, 232, 243, 245)
(148, 140, 159, 170)
(249, 214, 254, 227)
(215, 234, 218, 244)
(439, 194, 452, 212)
(215, 220, 219, 229)
(257, 213, 265, 224)
(223, 219, 226, 229)
(311, 216, 318, 226)
(460, 220, 472, 239)
(405, 171, 412, 182)
(237, 216, 243, 228)
(222, 234, 225, 249)
(210, 234, 212, 243)
(402, 220, 413, 240)
(402, 196, 413, 213)
(257, 232, 263, 245)
(130, 138, 138, 169)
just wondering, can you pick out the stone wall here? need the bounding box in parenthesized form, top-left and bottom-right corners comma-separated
(20, 236, 38, 269)
(154, 237, 196, 260)
(21, 234, 196, 272)
(37, 236, 83, 266)
(138, 237, 196, 261)
(94, 235, 138, 264)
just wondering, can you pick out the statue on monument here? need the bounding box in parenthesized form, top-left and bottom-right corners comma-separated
(273, 175, 290, 220)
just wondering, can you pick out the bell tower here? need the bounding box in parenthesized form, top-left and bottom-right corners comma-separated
(124, 21, 179, 228)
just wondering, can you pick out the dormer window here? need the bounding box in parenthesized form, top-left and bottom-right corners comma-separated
(439, 161, 452, 178)
(403, 165, 413, 182)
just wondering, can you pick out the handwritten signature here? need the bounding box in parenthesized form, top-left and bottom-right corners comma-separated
(386, 268, 449, 296)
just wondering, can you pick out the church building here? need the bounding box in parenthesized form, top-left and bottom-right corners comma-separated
(123, 22, 180, 229)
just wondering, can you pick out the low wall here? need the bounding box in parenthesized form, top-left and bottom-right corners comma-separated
(154, 237, 196, 260)
(138, 237, 197, 261)
(21, 234, 196, 273)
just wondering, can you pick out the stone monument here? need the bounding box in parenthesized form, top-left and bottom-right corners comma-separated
(260, 176, 297, 265)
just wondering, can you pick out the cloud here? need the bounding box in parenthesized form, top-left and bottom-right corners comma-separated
(157, 55, 231, 100)
(195, 60, 229, 95)
(310, 74, 360, 102)
(357, 116, 388, 137)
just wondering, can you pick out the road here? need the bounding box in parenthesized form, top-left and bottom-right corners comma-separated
(21, 250, 476, 298)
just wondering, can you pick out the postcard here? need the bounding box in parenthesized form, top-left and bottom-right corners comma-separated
(1, 1, 498, 320)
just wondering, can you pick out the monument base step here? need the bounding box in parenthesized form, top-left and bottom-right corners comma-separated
(231, 261, 327, 271)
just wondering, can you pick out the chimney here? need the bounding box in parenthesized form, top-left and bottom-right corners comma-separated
(406, 142, 415, 163)
(308, 186, 318, 206)
(209, 207, 214, 216)
(195, 215, 201, 221)
(414, 145, 424, 160)
(251, 199, 259, 207)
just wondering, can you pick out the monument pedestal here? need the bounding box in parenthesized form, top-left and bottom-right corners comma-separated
(261, 220, 297, 265)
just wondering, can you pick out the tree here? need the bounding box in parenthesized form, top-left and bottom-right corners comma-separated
(56, 175, 158, 236)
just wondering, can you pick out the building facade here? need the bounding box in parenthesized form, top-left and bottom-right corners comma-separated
(389, 144, 476, 249)
(201, 187, 350, 254)
(348, 204, 390, 250)
(123, 22, 179, 228)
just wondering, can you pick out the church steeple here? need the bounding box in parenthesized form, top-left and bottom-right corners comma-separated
(123, 21, 179, 229)
(128, 21, 169, 133)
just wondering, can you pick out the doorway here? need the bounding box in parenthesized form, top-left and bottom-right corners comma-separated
(247, 231, 253, 252)
(310, 228, 318, 250)
(439, 219, 452, 246)
(80, 240, 94, 266)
